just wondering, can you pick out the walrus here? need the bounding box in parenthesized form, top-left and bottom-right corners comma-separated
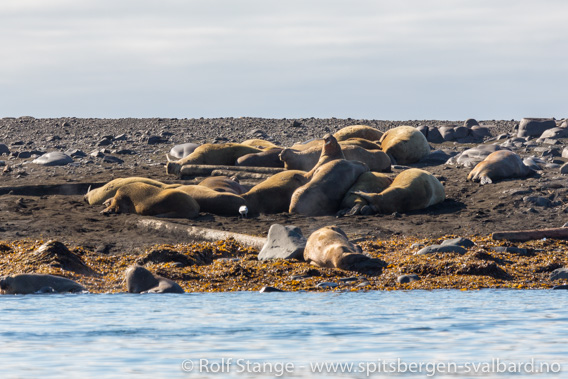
(0, 274, 85, 295)
(84, 177, 169, 205)
(239, 138, 279, 149)
(304, 134, 345, 179)
(175, 184, 246, 216)
(125, 265, 184, 293)
(333, 125, 384, 142)
(338, 138, 382, 150)
(379, 125, 431, 164)
(235, 147, 285, 168)
(352, 168, 445, 214)
(241, 170, 308, 214)
(166, 143, 262, 175)
(338, 172, 393, 216)
(289, 159, 369, 216)
(467, 150, 534, 185)
(198, 175, 247, 195)
(280, 144, 391, 173)
(102, 182, 200, 218)
(304, 225, 385, 273)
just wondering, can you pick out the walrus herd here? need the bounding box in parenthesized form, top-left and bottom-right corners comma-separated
(4, 118, 565, 295)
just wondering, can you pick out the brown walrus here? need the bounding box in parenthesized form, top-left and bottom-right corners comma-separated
(166, 143, 262, 175)
(304, 134, 345, 179)
(235, 147, 285, 168)
(175, 184, 246, 216)
(84, 177, 169, 205)
(304, 225, 385, 273)
(333, 125, 384, 142)
(241, 170, 308, 215)
(125, 265, 184, 293)
(289, 159, 368, 216)
(239, 139, 279, 149)
(280, 144, 391, 173)
(467, 150, 534, 185)
(0, 274, 86, 294)
(338, 171, 393, 216)
(198, 176, 247, 195)
(379, 125, 430, 164)
(102, 182, 200, 218)
(352, 168, 445, 214)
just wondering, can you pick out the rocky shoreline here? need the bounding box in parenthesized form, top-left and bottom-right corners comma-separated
(1, 117, 568, 293)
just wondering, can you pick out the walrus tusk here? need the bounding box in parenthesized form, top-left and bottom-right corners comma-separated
(166, 154, 171, 162)
(86, 185, 91, 195)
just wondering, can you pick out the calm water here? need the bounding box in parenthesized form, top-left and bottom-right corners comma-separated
(0, 290, 566, 378)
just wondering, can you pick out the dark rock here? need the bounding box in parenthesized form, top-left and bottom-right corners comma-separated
(137, 247, 212, 267)
(46, 135, 62, 142)
(464, 118, 479, 128)
(64, 149, 87, 158)
(419, 150, 454, 164)
(550, 268, 568, 281)
(491, 246, 532, 256)
(102, 155, 124, 164)
(552, 285, 568, 290)
(517, 118, 556, 138)
(316, 282, 338, 288)
(426, 127, 444, 143)
(416, 244, 467, 255)
(523, 196, 552, 207)
(97, 137, 112, 147)
(441, 237, 475, 248)
(258, 224, 306, 261)
(114, 149, 137, 155)
(397, 274, 420, 284)
(0, 143, 9, 155)
(147, 135, 165, 144)
(30, 240, 95, 275)
(291, 120, 303, 127)
(561, 163, 568, 175)
(259, 286, 285, 293)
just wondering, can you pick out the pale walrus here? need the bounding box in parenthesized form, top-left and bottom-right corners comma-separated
(102, 182, 200, 218)
(280, 144, 391, 173)
(198, 176, 247, 195)
(352, 168, 445, 214)
(84, 177, 169, 205)
(338, 172, 393, 216)
(304, 225, 385, 273)
(125, 265, 184, 293)
(166, 143, 262, 175)
(289, 159, 369, 216)
(333, 125, 384, 142)
(241, 170, 308, 215)
(175, 184, 246, 216)
(0, 274, 85, 295)
(239, 138, 279, 149)
(467, 150, 534, 185)
(379, 125, 431, 164)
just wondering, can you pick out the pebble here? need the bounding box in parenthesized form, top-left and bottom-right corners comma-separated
(102, 156, 124, 164)
(415, 244, 467, 255)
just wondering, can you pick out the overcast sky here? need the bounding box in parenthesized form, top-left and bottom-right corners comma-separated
(1, 0, 566, 120)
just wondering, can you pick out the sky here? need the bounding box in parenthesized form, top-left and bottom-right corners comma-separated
(1, 0, 567, 120)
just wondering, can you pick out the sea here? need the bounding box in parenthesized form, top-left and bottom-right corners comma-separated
(1, 289, 566, 378)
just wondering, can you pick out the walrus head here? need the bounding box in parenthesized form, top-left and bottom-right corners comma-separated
(321, 134, 343, 159)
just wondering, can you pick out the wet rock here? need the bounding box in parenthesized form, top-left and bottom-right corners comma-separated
(415, 244, 467, 255)
(561, 163, 568, 175)
(397, 274, 420, 284)
(137, 247, 212, 266)
(552, 285, 568, 290)
(550, 268, 568, 281)
(259, 286, 285, 293)
(32, 152, 73, 166)
(258, 224, 306, 261)
(29, 240, 95, 275)
(517, 118, 556, 138)
(441, 237, 475, 248)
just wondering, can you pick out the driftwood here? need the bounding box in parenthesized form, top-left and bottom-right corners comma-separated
(135, 218, 267, 249)
(179, 164, 284, 178)
(492, 227, 568, 242)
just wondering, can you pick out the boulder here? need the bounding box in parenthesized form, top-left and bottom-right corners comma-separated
(258, 224, 306, 261)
